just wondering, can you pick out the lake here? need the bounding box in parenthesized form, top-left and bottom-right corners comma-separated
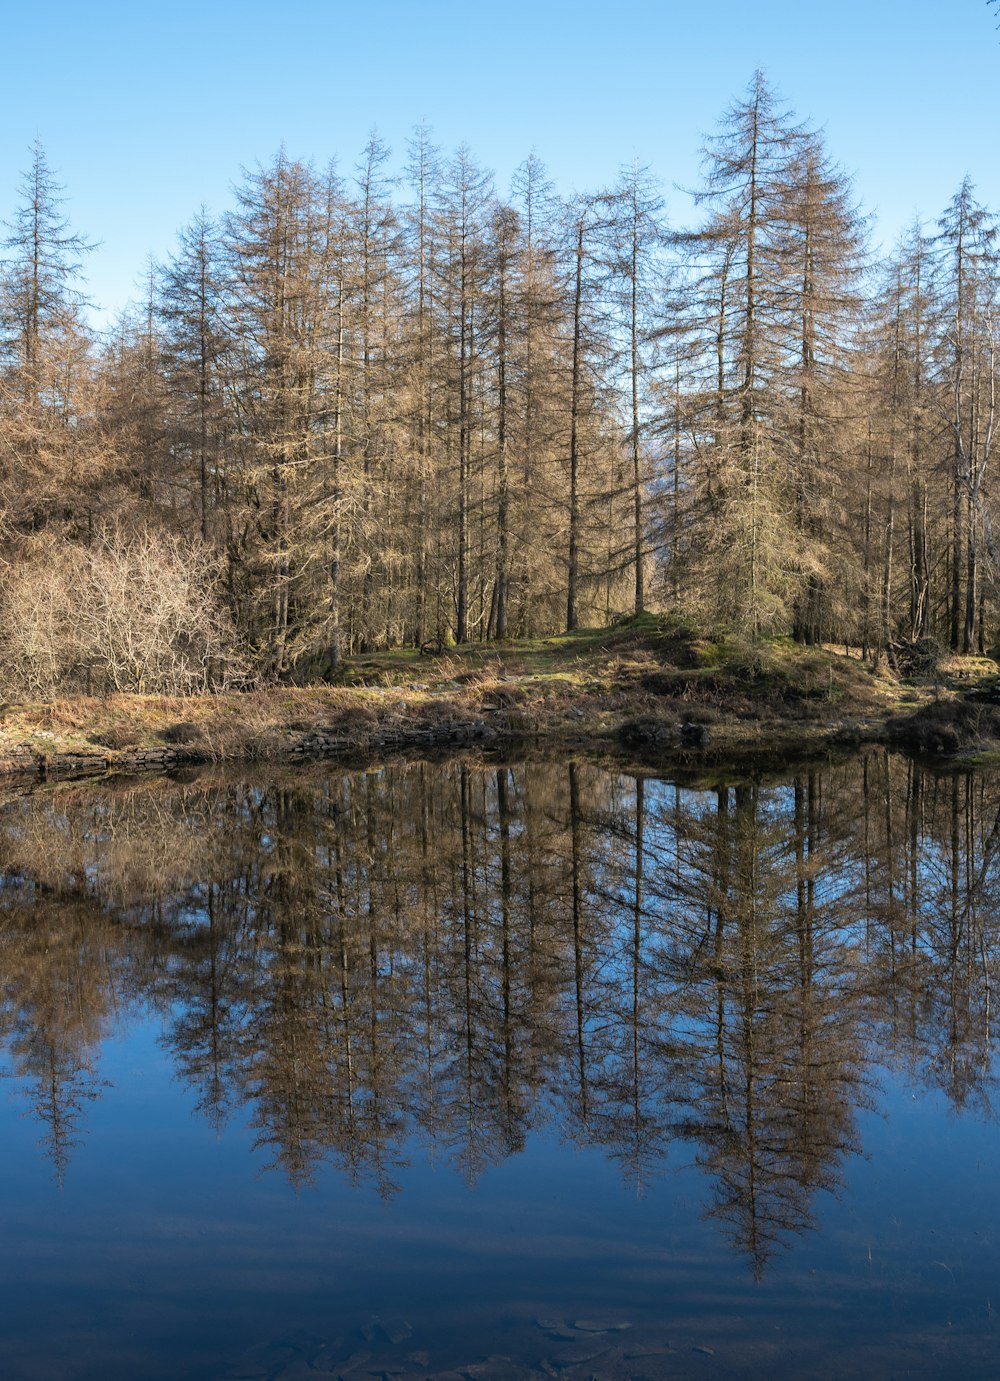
(0, 750, 998, 1379)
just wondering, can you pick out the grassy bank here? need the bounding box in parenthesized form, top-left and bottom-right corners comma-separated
(2, 616, 999, 776)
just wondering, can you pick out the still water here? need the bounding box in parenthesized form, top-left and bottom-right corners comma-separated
(1, 751, 999, 1379)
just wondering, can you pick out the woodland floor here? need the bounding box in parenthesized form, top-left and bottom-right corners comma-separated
(3, 616, 1000, 777)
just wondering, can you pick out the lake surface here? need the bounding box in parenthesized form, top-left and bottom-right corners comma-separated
(1, 750, 999, 1379)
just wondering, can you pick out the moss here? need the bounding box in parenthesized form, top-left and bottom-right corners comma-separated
(886, 696, 1000, 756)
(0, 623, 950, 771)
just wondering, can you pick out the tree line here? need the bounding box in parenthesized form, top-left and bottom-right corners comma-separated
(1, 71, 997, 691)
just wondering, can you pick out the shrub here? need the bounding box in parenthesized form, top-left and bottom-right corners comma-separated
(160, 721, 203, 744)
(0, 524, 248, 697)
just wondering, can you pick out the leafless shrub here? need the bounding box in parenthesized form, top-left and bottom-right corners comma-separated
(0, 524, 248, 697)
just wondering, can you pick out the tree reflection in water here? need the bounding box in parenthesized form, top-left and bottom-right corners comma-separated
(0, 750, 998, 1274)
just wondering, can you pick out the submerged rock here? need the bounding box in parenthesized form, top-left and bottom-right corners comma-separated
(338, 1350, 373, 1375)
(381, 1319, 414, 1345)
(460, 1357, 537, 1381)
(274, 1363, 323, 1381)
(550, 1343, 612, 1370)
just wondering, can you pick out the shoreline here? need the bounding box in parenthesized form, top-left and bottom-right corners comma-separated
(3, 624, 998, 782)
(0, 686, 993, 785)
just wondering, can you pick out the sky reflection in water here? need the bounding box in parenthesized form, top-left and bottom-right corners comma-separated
(0, 751, 999, 1379)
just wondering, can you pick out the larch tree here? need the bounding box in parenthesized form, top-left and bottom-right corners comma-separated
(0, 140, 96, 531)
(510, 152, 565, 633)
(562, 193, 613, 632)
(772, 133, 869, 645)
(933, 179, 998, 652)
(437, 146, 493, 644)
(604, 161, 667, 617)
(348, 133, 401, 651)
(158, 207, 229, 543)
(222, 151, 336, 675)
(400, 123, 444, 647)
(681, 73, 875, 639)
(483, 202, 519, 639)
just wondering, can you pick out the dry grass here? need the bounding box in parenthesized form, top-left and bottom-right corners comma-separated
(0, 622, 957, 766)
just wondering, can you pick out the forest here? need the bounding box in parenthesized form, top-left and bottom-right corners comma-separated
(1, 70, 995, 696)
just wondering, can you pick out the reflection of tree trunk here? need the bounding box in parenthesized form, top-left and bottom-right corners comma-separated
(569, 763, 587, 1121)
(418, 765, 436, 1116)
(907, 760, 920, 959)
(461, 765, 475, 1142)
(205, 884, 224, 1126)
(729, 782, 770, 1275)
(712, 785, 731, 1117)
(497, 768, 514, 1134)
(335, 807, 355, 1122)
(522, 767, 542, 1086)
(950, 775, 961, 1077)
(793, 776, 816, 994)
(632, 777, 644, 1129)
(794, 774, 817, 1165)
(884, 755, 897, 983)
(364, 776, 391, 1190)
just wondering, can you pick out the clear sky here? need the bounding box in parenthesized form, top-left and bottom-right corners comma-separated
(3, 0, 997, 323)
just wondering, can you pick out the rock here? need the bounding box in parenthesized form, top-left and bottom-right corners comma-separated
(618, 717, 674, 749)
(460, 1360, 532, 1381)
(380, 1319, 413, 1345)
(339, 1351, 373, 1375)
(550, 1344, 612, 1370)
(283, 1329, 326, 1355)
(225, 1342, 297, 1377)
(276, 1363, 324, 1381)
(680, 721, 710, 748)
(572, 1321, 630, 1334)
(312, 1345, 347, 1373)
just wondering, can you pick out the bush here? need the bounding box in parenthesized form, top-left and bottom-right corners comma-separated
(886, 699, 999, 755)
(0, 525, 248, 697)
(160, 721, 203, 744)
(893, 637, 946, 678)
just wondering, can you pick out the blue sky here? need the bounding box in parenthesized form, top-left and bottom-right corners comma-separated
(3, 0, 997, 322)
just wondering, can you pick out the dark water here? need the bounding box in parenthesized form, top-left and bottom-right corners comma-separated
(1, 751, 999, 1379)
